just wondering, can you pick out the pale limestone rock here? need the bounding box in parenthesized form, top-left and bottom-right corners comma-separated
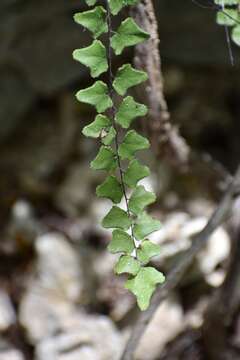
(0, 290, 16, 331)
(135, 299, 184, 360)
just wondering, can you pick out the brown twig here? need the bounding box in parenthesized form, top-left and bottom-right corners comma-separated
(202, 197, 240, 360)
(131, 0, 189, 166)
(121, 165, 240, 360)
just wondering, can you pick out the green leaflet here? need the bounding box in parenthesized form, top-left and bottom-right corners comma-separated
(113, 64, 148, 96)
(76, 81, 113, 113)
(74, 6, 107, 38)
(111, 18, 150, 55)
(133, 212, 161, 240)
(125, 267, 165, 311)
(73, 40, 108, 78)
(109, 0, 140, 15)
(214, 0, 240, 48)
(102, 126, 116, 146)
(102, 206, 131, 230)
(137, 240, 161, 265)
(123, 159, 150, 188)
(232, 25, 240, 46)
(108, 229, 135, 254)
(85, 0, 97, 6)
(73, 0, 165, 311)
(216, 9, 238, 26)
(129, 185, 156, 215)
(96, 175, 123, 203)
(90, 146, 117, 171)
(118, 130, 150, 160)
(115, 96, 148, 129)
(214, 0, 238, 4)
(82, 114, 111, 138)
(114, 255, 141, 275)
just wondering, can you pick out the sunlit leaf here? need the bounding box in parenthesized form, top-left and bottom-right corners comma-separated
(102, 206, 131, 230)
(214, 0, 238, 5)
(115, 96, 148, 129)
(125, 267, 165, 310)
(74, 6, 107, 38)
(96, 175, 123, 203)
(118, 130, 150, 160)
(102, 126, 116, 145)
(76, 81, 113, 113)
(73, 40, 108, 78)
(137, 240, 161, 265)
(85, 0, 97, 6)
(111, 18, 150, 55)
(123, 159, 150, 188)
(109, 0, 140, 15)
(90, 146, 117, 171)
(216, 9, 238, 26)
(108, 229, 135, 254)
(82, 114, 111, 138)
(133, 212, 161, 240)
(114, 255, 141, 275)
(129, 185, 156, 215)
(113, 64, 148, 96)
(232, 25, 240, 46)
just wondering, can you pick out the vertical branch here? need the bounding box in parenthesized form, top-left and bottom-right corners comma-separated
(105, 0, 136, 250)
(131, 0, 189, 166)
(121, 165, 240, 360)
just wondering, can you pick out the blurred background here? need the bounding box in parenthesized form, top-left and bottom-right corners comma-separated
(1, 0, 240, 359)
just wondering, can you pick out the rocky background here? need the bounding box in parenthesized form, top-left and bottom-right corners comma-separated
(0, 1, 240, 359)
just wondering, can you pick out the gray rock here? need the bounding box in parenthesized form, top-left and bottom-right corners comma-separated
(135, 299, 184, 360)
(0, 290, 16, 331)
(19, 232, 84, 343)
(35, 313, 124, 360)
(0, 349, 24, 360)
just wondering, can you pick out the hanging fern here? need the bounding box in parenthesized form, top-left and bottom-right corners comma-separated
(215, 0, 240, 46)
(73, 0, 165, 311)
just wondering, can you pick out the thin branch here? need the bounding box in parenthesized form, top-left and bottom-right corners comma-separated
(121, 165, 240, 360)
(131, 0, 189, 166)
(105, 1, 136, 249)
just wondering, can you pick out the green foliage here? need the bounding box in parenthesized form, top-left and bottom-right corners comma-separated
(85, 0, 97, 6)
(82, 114, 111, 138)
(115, 96, 148, 129)
(76, 81, 113, 113)
(74, 6, 107, 38)
(129, 185, 156, 215)
(113, 64, 148, 96)
(108, 229, 135, 254)
(90, 146, 117, 171)
(133, 212, 162, 240)
(137, 240, 161, 264)
(101, 126, 116, 145)
(96, 175, 123, 203)
(214, 0, 238, 5)
(109, 0, 140, 15)
(73, 0, 165, 311)
(73, 40, 108, 78)
(214, 1, 240, 46)
(216, 9, 238, 26)
(123, 159, 150, 188)
(125, 267, 165, 310)
(102, 206, 131, 230)
(111, 18, 150, 55)
(232, 25, 240, 46)
(118, 130, 150, 160)
(114, 255, 141, 275)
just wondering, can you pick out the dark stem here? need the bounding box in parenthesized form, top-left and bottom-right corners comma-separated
(105, 1, 136, 245)
(121, 165, 240, 360)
